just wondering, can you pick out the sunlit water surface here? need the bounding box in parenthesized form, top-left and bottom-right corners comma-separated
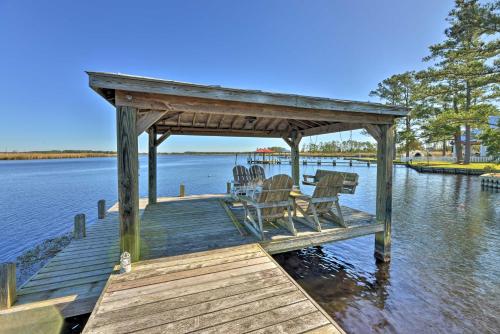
(0, 155, 498, 333)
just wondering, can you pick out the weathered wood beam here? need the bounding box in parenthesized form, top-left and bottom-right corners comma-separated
(90, 72, 408, 116)
(155, 130, 171, 147)
(115, 91, 397, 125)
(218, 115, 225, 128)
(301, 122, 364, 137)
(283, 131, 302, 187)
(205, 114, 212, 128)
(266, 118, 282, 131)
(287, 119, 310, 130)
(230, 115, 240, 129)
(255, 118, 271, 131)
(374, 123, 395, 262)
(116, 106, 140, 262)
(148, 127, 157, 204)
(157, 127, 283, 138)
(363, 124, 382, 142)
(136, 110, 168, 135)
(253, 118, 266, 131)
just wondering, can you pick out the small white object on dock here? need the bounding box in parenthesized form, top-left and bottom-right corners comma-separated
(120, 252, 132, 273)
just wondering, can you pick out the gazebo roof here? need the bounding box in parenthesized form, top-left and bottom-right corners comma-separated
(88, 71, 408, 138)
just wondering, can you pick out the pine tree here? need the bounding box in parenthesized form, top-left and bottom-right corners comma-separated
(421, 0, 499, 164)
(370, 72, 421, 158)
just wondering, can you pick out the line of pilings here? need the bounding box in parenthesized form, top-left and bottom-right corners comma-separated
(0, 199, 107, 310)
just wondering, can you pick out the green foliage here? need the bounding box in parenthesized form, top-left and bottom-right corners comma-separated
(369, 71, 423, 156)
(371, 0, 499, 163)
(301, 140, 376, 153)
(479, 119, 500, 160)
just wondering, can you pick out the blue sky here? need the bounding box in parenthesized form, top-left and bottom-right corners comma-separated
(0, 0, 454, 152)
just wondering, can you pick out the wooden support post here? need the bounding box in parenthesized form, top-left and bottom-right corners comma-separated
(98, 200, 106, 219)
(148, 127, 157, 204)
(0, 263, 16, 309)
(283, 132, 302, 188)
(179, 183, 185, 197)
(117, 106, 140, 262)
(226, 182, 231, 194)
(74, 214, 86, 239)
(375, 123, 394, 262)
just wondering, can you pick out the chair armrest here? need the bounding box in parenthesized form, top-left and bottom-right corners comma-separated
(303, 174, 315, 181)
(238, 195, 258, 206)
(292, 194, 311, 201)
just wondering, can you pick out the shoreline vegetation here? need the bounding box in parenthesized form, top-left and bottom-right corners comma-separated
(410, 161, 499, 171)
(1, 150, 380, 160)
(0, 150, 116, 160)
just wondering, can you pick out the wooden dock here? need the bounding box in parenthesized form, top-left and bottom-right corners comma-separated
(83, 244, 343, 334)
(0, 194, 379, 333)
(480, 173, 500, 189)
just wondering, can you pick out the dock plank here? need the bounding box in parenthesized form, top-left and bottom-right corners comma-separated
(83, 244, 342, 334)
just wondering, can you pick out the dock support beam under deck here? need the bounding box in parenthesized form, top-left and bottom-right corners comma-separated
(148, 127, 157, 204)
(117, 106, 140, 262)
(374, 123, 394, 262)
(283, 131, 302, 188)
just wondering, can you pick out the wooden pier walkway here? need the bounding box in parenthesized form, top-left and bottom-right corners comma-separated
(83, 244, 343, 334)
(1, 194, 378, 333)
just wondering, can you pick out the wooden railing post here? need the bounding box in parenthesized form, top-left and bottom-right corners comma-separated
(226, 182, 231, 194)
(98, 200, 106, 219)
(74, 214, 86, 239)
(374, 123, 394, 262)
(0, 262, 16, 309)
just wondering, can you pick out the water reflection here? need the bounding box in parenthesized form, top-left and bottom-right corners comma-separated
(275, 168, 499, 333)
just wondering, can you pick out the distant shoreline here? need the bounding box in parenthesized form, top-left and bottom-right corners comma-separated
(0, 151, 379, 160)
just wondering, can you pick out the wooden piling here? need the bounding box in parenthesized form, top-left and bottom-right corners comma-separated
(97, 200, 106, 219)
(148, 127, 157, 204)
(0, 262, 16, 309)
(116, 106, 140, 263)
(374, 123, 394, 262)
(179, 184, 185, 197)
(74, 214, 86, 239)
(226, 182, 231, 194)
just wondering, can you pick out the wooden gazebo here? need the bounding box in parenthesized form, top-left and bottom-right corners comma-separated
(88, 72, 407, 263)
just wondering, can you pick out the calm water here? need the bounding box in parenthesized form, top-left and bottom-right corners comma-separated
(0, 155, 498, 333)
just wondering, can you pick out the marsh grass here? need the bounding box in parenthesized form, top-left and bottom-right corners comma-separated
(0, 151, 116, 160)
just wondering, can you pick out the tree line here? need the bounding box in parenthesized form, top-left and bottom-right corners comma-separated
(370, 0, 499, 163)
(300, 140, 376, 153)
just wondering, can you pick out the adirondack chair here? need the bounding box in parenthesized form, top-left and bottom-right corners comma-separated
(231, 165, 253, 196)
(295, 173, 347, 231)
(249, 165, 266, 184)
(303, 170, 359, 194)
(239, 174, 296, 240)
